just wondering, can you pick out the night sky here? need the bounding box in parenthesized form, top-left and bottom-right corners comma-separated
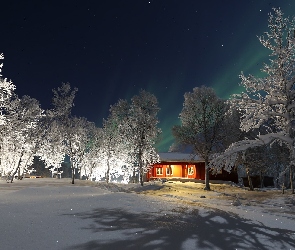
(0, 1, 294, 152)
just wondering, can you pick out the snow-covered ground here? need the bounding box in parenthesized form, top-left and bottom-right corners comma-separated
(0, 178, 294, 250)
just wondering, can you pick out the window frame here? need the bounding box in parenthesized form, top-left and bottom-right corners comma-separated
(166, 166, 173, 176)
(188, 166, 194, 175)
(156, 167, 163, 175)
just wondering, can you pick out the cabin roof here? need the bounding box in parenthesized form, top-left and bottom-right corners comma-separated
(158, 152, 204, 162)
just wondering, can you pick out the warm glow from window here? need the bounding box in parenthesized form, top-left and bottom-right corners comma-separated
(188, 166, 194, 175)
(166, 166, 173, 175)
(156, 167, 163, 175)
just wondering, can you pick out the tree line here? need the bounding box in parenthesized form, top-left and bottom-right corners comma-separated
(0, 67, 161, 185)
(0, 8, 294, 192)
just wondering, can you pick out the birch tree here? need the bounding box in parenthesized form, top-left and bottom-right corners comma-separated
(0, 53, 15, 126)
(80, 127, 103, 180)
(0, 53, 16, 176)
(127, 90, 161, 186)
(4, 96, 43, 181)
(172, 86, 227, 190)
(67, 116, 96, 180)
(211, 8, 295, 193)
(100, 100, 129, 183)
(90, 99, 137, 184)
(37, 116, 65, 173)
(50, 82, 78, 184)
(102, 91, 161, 185)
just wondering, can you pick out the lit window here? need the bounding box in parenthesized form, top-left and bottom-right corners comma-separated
(188, 166, 194, 175)
(156, 168, 163, 175)
(166, 166, 173, 175)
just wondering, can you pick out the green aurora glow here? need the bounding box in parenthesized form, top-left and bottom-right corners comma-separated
(156, 4, 294, 152)
(2, 1, 294, 154)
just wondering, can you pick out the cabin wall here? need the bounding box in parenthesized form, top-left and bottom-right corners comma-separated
(194, 163, 205, 179)
(148, 162, 199, 180)
(147, 161, 238, 183)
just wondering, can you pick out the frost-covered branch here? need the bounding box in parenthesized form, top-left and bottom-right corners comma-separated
(218, 9, 295, 192)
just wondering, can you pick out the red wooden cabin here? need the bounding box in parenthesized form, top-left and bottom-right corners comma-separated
(147, 152, 238, 183)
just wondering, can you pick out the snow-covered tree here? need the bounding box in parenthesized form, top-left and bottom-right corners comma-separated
(50, 82, 79, 183)
(172, 86, 228, 190)
(1, 95, 44, 181)
(0, 53, 16, 176)
(80, 127, 103, 180)
(267, 142, 291, 188)
(0, 53, 16, 126)
(239, 145, 272, 190)
(88, 99, 132, 184)
(124, 90, 161, 186)
(210, 8, 295, 193)
(93, 91, 161, 185)
(49, 83, 96, 183)
(36, 116, 65, 173)
(99, 100, 130, 183)
(52, 82, 77, 118)
(67, 116, 96, 180)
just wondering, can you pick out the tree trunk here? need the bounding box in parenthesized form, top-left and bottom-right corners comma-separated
(79, 167, 82, 180)
(106, 159, 110, 183)
(11, 152, 24, 183)
(204, 159, 210, 191)
(139, 166, 144, 186)
(71, 161, 75, 184)
(137, 158, 144, 186)
(282, 173, 286, 194)
(290, 165, 294, 194)
(132, 168, 136, 183)
(138, 149, 144, 186)
(260, 170, 264, 189)
(21, 153, 34, 180)
(11, 166, 19, 183)
(246, 169, 254, 191)
(71, 168, 75, 184)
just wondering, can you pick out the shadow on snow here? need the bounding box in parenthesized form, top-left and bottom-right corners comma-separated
(64, 206, 295, 250)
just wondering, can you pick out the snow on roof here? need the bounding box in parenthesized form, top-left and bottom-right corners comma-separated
(158, 152, 204, 162)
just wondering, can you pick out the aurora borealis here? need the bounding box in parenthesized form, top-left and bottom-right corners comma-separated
(0, 1, 294, 152)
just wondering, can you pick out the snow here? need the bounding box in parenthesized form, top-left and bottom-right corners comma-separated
(0, 178, 294, 250)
